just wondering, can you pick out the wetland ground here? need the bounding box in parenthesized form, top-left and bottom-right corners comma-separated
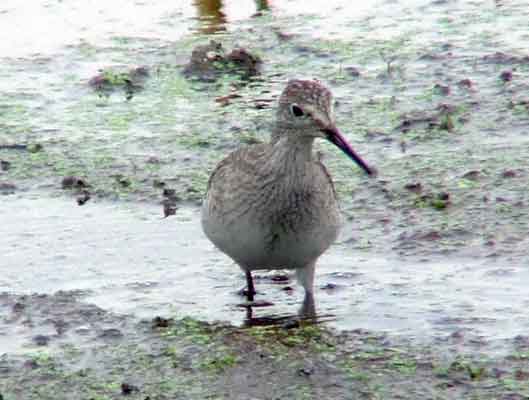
(2, 0, 529, 398)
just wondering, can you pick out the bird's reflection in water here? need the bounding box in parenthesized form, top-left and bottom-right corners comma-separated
(193, 0, 270, 34)
(241, 294, 335, 328)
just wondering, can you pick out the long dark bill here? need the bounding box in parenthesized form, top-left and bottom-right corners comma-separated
(324, 126, 374, 176)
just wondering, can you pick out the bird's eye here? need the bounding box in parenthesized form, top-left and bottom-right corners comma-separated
(290, 104, 304, 117)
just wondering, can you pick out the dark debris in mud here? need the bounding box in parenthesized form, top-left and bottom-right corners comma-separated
(183, 40, 262, 82)
(395, 104, 459, 133)
(61, 176, 92, 206)
(76, 190, 91, 206)
(2, 292, 529, 400)
(0, 182, 17, 194)
(161, 187, 179, 218)
(500, 70, 514, 83)
(0, 144, 42, 153)
(0, 160, 11, 171)
(482, 52, 529, 65)
(61, 176, 88, 189)
(89, 66, 149, 100)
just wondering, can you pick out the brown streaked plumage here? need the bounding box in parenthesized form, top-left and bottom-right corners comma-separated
(201, 79, 373, 311)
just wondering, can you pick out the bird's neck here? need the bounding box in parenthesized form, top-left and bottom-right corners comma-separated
(268, 134, 315, 183)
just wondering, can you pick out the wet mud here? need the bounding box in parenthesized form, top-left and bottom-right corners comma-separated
(3, 291, 529, 400)
(183, 40, 262, 82)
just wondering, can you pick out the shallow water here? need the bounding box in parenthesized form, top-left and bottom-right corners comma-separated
(2, 192, 528, 354)
(0, 0, 379, 58)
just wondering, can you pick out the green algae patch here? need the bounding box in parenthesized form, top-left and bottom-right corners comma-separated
(198, 351, 238, 373)
(245, 322, 333, 354)
(160, 316, 222, 345)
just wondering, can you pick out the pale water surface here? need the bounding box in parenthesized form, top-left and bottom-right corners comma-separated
(2, 193, 528, 352)
(0, 0, 379, 58)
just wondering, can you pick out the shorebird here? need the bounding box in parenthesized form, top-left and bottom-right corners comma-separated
(201, 79, 373, 308)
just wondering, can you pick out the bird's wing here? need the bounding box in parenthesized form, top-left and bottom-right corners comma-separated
(206, 144, 269, 191)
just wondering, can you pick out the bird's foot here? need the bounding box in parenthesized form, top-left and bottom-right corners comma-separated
(237, 287, 256, 301)
(237, 299, 274, 308)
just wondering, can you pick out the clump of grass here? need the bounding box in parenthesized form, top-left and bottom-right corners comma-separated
(199, 351, 238, 373)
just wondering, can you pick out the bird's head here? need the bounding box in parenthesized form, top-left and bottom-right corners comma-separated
(276, 79, 374, 175)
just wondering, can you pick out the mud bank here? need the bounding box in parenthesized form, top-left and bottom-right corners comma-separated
(3, 291, 529, 400)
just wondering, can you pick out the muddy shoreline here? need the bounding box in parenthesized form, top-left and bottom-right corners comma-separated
(3, 291, 529, 399)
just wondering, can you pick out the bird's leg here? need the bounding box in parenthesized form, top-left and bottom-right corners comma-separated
(296, 260, 316, 296)
(296, 261, 317, 317)
(300, 291, 316, 317)
(245, 270, 256, 301)
(245, 304, 254, 321)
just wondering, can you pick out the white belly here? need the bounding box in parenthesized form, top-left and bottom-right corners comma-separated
(201, 199, 341, 271)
